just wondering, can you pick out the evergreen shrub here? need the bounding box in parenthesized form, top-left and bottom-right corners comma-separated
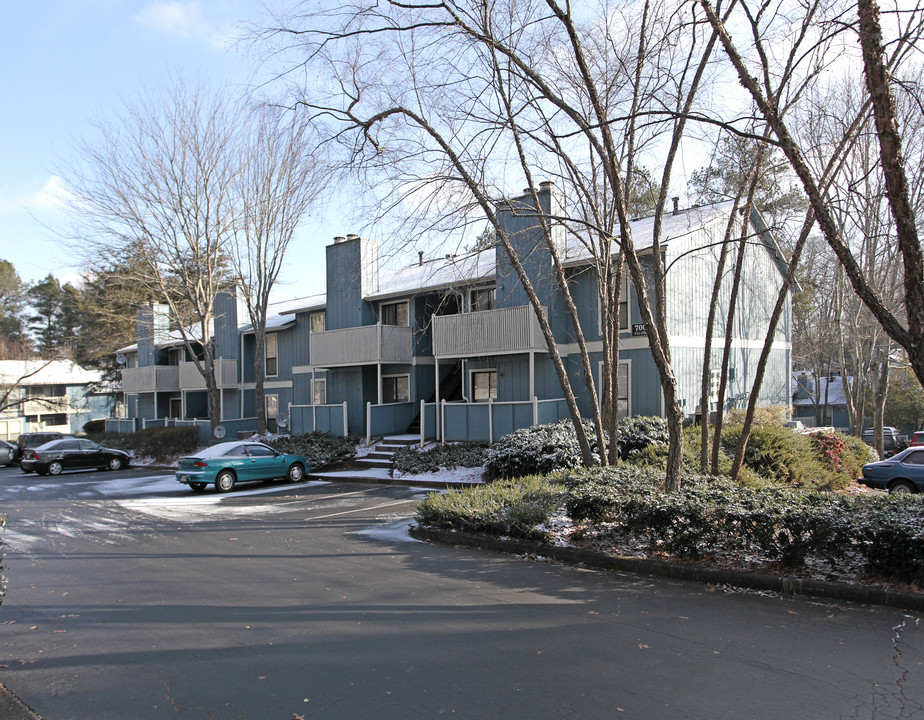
(415, 476, 564, 542)
(393, 442, 488, 475)
(260, 432, 357, 469)
(484, 420, 602, 480)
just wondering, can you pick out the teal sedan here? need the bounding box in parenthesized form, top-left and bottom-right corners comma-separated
(176, 441, 308, 493)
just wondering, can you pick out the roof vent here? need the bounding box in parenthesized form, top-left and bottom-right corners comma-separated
(672, 197, 680, 215)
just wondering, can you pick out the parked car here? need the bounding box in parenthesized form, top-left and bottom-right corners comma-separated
(0, 440, 15, 466)
(14, 432, 69, 463)
(176, 441, 308, 493)
(859, 446, 924, 493)
(910, 431, 924, 447)
(861, 427, 905, 458)
(20, 438, 130, 476)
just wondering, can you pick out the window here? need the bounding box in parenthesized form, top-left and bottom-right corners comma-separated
(617, 362, 630, 419)
(266, 393, 279, 420)
(596, 276, 629, 334)
(382, 375, 410, 403)
(313, 379, 327, 405)
(169, 398, 182, 419)
(265, 333, 278, 377)
(79, 440, 101, 452)
(470, 286, 496, 312)
(472, 370, 497, 402)
(247, 444, 276, 457)
(310, 312, 325, 333)
(618, 277, 629, 330)
(597, 360, 630, 419)
(905, 451, 924, 465)
(381, 301, 409, 326)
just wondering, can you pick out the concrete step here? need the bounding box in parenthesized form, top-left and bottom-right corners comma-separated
(356, 457, 394, 469)
(366, 451, 396, 460)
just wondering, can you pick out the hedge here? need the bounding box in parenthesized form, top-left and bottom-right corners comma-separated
(415, 466, 924, 584)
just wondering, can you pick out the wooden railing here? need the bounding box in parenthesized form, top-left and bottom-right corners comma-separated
(309, 324, 413, 366)
(432, 305, 547, 357)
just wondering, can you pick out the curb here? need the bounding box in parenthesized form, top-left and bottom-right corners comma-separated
(410, 526, 924, 611)
(0, 683, 42, 720)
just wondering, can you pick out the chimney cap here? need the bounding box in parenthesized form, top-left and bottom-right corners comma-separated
(346, 233, 360, 240)
(539, 181, 554, 190)
(333, 236, 346, 243)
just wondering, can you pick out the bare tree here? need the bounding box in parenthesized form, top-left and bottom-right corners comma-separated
(229, 105, 329, 434)
(261, 0, 725, 489)
(64, 79, 240, 434)
(700, 0, 924, 392)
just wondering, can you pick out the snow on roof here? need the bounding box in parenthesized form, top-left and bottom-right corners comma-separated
(270, 292, 327, 318)
(562, 201, 737, 262)
(792, 372, 849, 406)
(368, 247, 496, 300)
(0, 359, 104, 386)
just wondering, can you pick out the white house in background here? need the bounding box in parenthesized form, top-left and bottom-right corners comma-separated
(0, 359, 117, 440)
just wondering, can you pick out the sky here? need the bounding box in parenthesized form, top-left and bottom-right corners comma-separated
(0, 1, 334, 302)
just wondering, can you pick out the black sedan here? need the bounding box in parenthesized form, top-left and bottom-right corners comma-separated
(20, 438, 131, 476)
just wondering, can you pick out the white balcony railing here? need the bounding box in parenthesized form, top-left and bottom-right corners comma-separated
(179, 359, 238, 390)
(309, 324, 413, 367)
(121, 365, 180, 394)
(433, 305, 548, 358)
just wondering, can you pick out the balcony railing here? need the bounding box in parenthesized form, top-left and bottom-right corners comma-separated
(432, 305, 548, 358)
(121, 365, 180, 394)
(22, 397, 71, 415)
(179, 359, 238, 390)
(309, 324, 413, 367)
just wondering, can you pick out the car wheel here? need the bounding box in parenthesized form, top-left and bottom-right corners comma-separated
(889, 480, 916, 494)
(48, 461, 63, 476)
(189, 482, 207, 492)
(107, 457, 123, 471)
(215, 470, 236, 493)
(287, 463, 305, 482)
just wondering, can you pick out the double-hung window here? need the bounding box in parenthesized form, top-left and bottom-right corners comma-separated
(265, 333, 278, 377)
(313, 379, 327, 405)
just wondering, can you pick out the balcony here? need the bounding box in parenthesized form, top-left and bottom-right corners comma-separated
(433, 305, 548, 358)
(121, 365, 180, 394)
(179, 359, 238, 390)
(22, 397, 71, 415)
(309, 324, 414, 367)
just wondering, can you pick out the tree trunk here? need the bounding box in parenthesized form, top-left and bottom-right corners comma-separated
(254, 328, 267, 435)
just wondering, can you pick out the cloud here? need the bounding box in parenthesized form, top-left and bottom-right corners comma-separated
(134, 2, 233, 49)
(0, 176, 72, 215)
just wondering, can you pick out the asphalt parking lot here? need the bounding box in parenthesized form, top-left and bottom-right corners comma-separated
(0, 463, 921, 719)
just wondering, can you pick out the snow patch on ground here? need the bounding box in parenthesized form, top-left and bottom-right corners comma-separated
(392, 466, 484, 485)
(351, 515, 422, 543)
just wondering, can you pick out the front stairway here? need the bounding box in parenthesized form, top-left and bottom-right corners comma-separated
(310, 435, 479, 489)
